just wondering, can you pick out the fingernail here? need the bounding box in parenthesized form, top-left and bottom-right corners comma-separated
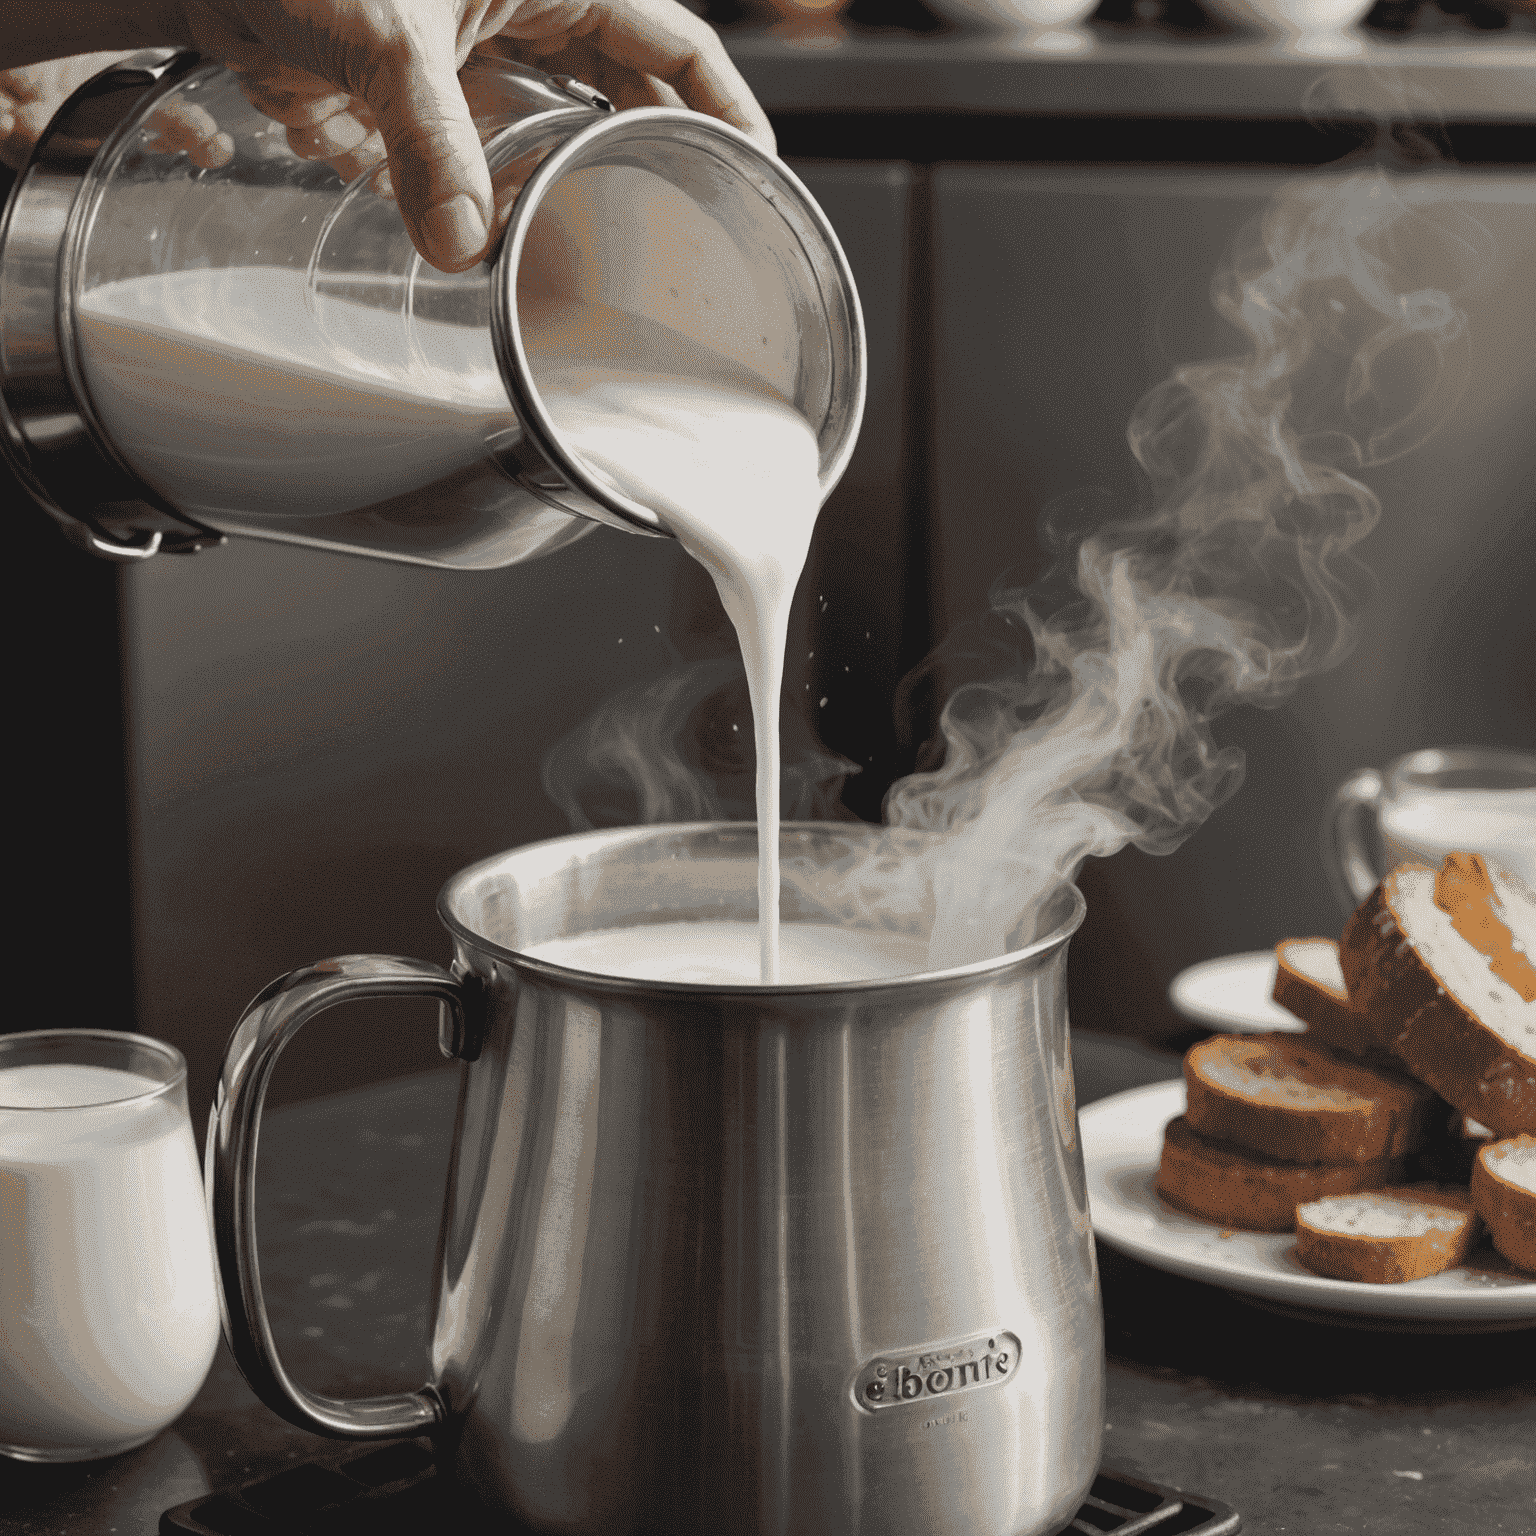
(319, 112, 369, 153)
(422, 193, 488, 269)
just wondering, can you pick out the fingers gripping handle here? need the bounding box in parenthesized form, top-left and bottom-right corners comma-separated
(1323, 768, 1384, 917)
(206, 955, 467, 1439)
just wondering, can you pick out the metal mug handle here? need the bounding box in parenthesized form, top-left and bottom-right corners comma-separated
(1322, 767, 1385, 916)
(206, 954, 468, 1439)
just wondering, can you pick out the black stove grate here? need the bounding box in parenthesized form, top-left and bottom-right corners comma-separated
(160, 1441, 1240, 1536)
(1072, 1471, 1239, 1536)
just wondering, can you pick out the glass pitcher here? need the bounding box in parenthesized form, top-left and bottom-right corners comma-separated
(0, 50, 864, 568)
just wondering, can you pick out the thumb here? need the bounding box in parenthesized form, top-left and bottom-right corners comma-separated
(364, 39, 494, 273)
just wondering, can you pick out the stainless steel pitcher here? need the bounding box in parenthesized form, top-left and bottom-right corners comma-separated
(0, 52, 863, 568)
(207, 822, 1104, 1536)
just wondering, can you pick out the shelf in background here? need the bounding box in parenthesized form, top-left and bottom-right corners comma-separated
(724, 23, 1536, 124)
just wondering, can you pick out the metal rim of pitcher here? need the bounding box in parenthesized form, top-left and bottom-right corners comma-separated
(435, 820, 1087, 998)
(488, 107, 869, 538)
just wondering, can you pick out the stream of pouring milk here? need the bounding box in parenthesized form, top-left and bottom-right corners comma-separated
(521, 295, 825, 982)
(77, 270, 825, 983)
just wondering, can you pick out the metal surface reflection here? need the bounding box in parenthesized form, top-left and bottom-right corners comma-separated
(210, 822, 1104, 1535)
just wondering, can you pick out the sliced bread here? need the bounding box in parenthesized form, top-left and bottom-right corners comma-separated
(1272, 937, 1390, 1064)
(1156, 1115, 1407, 1233)
(1469, 1134, 1536, 1274)
(1183, 1033, 1434, 1165)
(1294, 1185, 1480, 1284)
(1338, 857, 1536, 1137)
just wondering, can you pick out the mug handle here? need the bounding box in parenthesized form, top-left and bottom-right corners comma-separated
(1322, 768, 1385, 917)
(206, 954, 470, 1439)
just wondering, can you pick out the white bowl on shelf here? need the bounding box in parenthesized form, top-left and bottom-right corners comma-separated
(926, 0, 1103, 30)
(1199, 0, 1376, 52)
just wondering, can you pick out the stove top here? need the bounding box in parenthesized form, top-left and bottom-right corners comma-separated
(160, 1439, 1240, 1535)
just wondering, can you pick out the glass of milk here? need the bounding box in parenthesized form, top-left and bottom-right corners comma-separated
(0, 1030, 220, 1462)
(1324, 744, 1536, 912)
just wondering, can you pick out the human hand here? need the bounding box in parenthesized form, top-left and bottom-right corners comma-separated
(169, 0, 773, 272)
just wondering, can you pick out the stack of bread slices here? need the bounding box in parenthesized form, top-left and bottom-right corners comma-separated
(1156, 852, 1535, 1283)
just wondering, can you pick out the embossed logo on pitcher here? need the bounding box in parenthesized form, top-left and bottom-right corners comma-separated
(852, 1332, 1020, 1413)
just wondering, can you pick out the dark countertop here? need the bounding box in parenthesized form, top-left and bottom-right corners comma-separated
(723, 23, 1536, 124)
(4, 1034, 1533, 1535)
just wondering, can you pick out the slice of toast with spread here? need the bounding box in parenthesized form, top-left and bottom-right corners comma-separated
(1272, 937, 1391, 1065)
(1156, 1115, 1407, 1232)
(1338, 855, 1536, 1137)
(1182, 1032, 1434, 1166)
(1294, 1185, 1480, 1283)
(1470, 1134, 1536, 1274)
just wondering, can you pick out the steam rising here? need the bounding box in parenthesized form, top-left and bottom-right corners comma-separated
(887, 167, 1478, 963)
(544, 163, 1482, 967)
(543, 651, 856, 830)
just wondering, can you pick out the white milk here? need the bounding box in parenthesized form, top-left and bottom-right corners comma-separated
(512, 166, 823, 983)
(76, 267, 508, 524)
(77, 259, 826, 983)
(524, 920, 929, 986)
(0, 1064, 221, 1457)
(1380, 788, 1536, 887)
(523, 295, 823, 983)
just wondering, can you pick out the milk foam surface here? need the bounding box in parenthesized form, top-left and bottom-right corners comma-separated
(0, 1064, 220, 1454)
(0, 1063, 160, 1108)
(523, 920, 930, 986)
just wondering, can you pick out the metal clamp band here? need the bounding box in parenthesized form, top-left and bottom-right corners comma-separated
(0, 50, 224, 560)
(551, 75, 615, 113)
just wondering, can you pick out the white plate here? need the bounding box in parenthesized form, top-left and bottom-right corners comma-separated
(1168, 951, 1305, 1034)
(1081, 1080, 1536, 1329)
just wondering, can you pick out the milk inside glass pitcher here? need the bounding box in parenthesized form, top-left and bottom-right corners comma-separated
(0, 51, 864, 570)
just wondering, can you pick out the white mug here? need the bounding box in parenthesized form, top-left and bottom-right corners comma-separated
(1323, 744, 1536, 914)
(0, 1030, 220, 1462)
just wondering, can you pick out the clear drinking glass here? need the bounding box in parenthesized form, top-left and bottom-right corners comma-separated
(1323, 745, 1536, 914)
(0, 1030, 220, 1462)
